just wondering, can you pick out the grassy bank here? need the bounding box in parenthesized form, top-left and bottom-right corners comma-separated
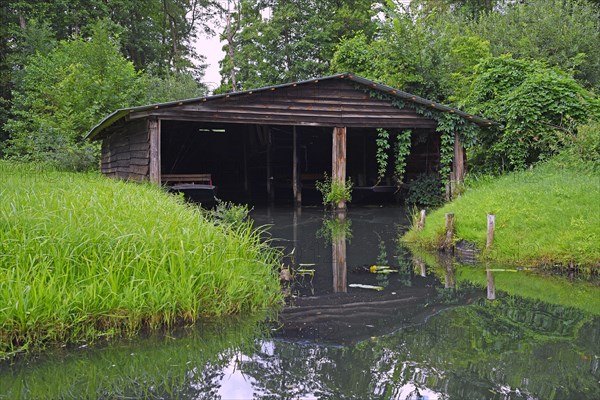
(0, 162, 282, 357)
(403, 151, 600, 270)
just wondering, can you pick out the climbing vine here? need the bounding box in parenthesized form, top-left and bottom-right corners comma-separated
(362, 86, 481, 192)
(376, 128, 390, 184)
(394, 129, 412, 185)
(376, 128, 413, 187)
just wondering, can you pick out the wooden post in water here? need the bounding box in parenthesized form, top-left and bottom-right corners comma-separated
(441, 254, 455, 289)
(413, 257, 427, 277)
(444, 213, 455, 252)
(332, 212, 347, 293)
(332, 126, 347, 210)
(417, 209, 426, 230)
(148, 118, 161, 184)
(486, 269, 496, 300)
(292, 126, 301, 207)
(486, 214, 495, 249)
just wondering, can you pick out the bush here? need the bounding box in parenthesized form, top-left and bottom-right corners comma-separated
(315, 172, 353, 208)
(465, 55, 600, 173)
(405, 174, 444, 208)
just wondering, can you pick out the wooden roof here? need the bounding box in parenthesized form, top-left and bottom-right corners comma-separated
(88, 73, 493, 140)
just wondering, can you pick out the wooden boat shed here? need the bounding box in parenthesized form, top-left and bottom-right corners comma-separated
(87, 73, 492, 205)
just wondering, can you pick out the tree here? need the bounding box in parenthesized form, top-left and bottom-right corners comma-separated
(218, 0, 377, 91)
(472, 0, 600, 89)
(465, 55, 600, 173)
(3, 21, 147, 170)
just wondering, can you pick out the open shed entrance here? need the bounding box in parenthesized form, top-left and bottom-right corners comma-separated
(160, 120, 441, 206)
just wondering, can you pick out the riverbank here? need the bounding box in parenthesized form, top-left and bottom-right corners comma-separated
(403, 145, 600, 270)
(0, 162, 282, 358)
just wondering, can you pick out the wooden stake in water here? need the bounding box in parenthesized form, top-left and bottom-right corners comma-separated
(444, 213, 455, 251)
(417, 209, 426, 230)
(486, 214, 496, 249)
(486, 269, 496, 300)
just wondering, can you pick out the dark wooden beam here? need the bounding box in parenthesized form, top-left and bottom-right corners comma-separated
(148, 118, 161, 184)
(292, 126, 301, 207)
(266, 126, 274, 203)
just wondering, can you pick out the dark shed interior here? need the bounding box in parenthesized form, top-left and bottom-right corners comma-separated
(90, 74, 491, 207)
(159, 121, 440, 205)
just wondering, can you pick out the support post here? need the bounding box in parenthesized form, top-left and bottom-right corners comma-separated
(453, 132, 465, 184)
(243, 128, 249, 195)
(292, 126, 301, 207)
(486, 214, 496, 249)
(332, 126, 347, 210)
(266, 127, 273, 203)
(148, 118, 161, 184)
(332, 213, 347, 293)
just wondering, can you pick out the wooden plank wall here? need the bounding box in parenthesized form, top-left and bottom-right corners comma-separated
(100, 119, 149, 181)
(130, 79, 438, 129)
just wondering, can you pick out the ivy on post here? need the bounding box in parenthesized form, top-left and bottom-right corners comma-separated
(452, 131, 466, 198)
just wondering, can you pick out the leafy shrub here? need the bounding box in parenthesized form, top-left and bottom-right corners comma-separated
(315, 172, 353, 208)
(405, 174, 444, 208)
(3, 20, 146, 170)
(210, 200, 251, 228)
(465, 55, 600, 173)
(547, 122, 600, 174)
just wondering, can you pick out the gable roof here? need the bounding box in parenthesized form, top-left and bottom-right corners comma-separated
(87, 73, 493, 140)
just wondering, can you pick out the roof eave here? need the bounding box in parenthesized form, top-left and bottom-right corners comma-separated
(86, 72, 494, 139)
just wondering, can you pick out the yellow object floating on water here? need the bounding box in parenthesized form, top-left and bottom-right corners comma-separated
(369, 265, 398, 273)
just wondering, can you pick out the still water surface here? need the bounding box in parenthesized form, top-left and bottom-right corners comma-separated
(1, 207, 599, 399)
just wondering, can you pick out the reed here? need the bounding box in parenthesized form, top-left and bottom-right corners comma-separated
(0, 161, 283, 357)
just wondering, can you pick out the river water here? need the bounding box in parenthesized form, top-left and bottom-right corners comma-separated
(1, 206, 599, 399)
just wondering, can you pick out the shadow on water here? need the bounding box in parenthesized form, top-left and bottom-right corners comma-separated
(1, 206, 599, 399)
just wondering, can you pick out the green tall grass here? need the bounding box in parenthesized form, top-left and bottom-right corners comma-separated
(0, 161, 283, 357)
(403, 157, 600, 269)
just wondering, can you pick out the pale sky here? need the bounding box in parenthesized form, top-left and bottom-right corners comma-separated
(195, 29, 225, 93)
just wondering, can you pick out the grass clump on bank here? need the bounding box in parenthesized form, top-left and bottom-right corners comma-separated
(403, 125, 600, 270)
(0, 161, 282, 357)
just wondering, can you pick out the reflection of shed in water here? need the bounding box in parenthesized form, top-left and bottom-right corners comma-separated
(88, 73, 492, 205)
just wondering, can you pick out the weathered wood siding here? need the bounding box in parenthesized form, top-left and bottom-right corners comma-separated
(100, 119, 149, 181)
(129, 79, 438, 129)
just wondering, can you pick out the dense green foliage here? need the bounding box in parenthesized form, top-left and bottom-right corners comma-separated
(3, 22, 146, 170)
(403, 124, 600, 269)
(333, 0, 600, 173)
(465, 56, 599, 172)
(405, 174, 444, 207)
(0, 161, 282, 357)
(0, 0, 216, 167)
(217, 0, 376, 91)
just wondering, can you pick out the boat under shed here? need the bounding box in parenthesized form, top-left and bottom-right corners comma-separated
(87, 73, 492, 206)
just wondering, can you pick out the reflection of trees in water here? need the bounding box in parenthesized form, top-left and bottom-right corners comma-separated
(5, 283, 597, 399)
(235, 296, 599, 399)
